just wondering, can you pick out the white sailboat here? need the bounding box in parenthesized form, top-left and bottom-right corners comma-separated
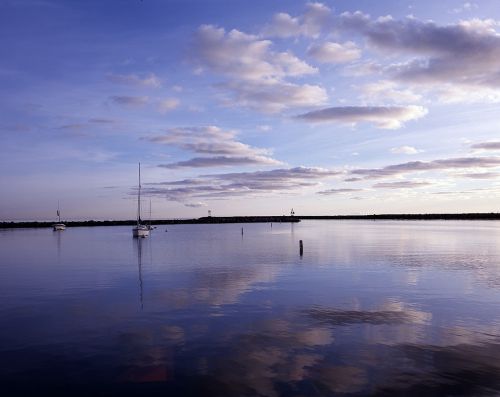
(146, 199, 156, 230)
(132, 163, 150, 238)
(53, 202, 66, 231)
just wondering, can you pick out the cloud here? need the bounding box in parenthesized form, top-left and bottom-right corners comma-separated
(157, 98, 179, 113)
(209, 166, 341, 184)
(296, 105, 427, 129)
(57, 118, 117, 135)
(307, 41, 361, 64)
(458, 172, 499, 179)
(434, 84, 500, 104)
(110, 95, 149, 107)
(145, 126, 280, 167)
(184, 202, 207, 208)
(471, 141, 500, 150)
(144, 166, 340, 202)
(340, 13, 500, 92)
(317, 188, 364, 195)
(192, 24, 327, 111)
(451, 2, 478, 14)
(372, 181, 432, 189)
(58, 123, 86, 130)
(359, 80, 422, 103)
(263, 12, 301, 38)
(194, 24, 316, 82)
(349, 156, 500, 180)
(107, 73, 161, 88)
(390, 146, 421, 155)
(218, 80, 328, 112)
(143, 126, 278, 160)
(263, 2, 333, 38)
(159, 155, 281, 169)
(88, 118, 115, 124)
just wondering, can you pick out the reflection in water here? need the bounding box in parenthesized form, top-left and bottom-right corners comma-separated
(0, 221, 500, 395)
(135, 238, 144, 310)
(55, 228, 62, 261)
(305, 306, 427, 326)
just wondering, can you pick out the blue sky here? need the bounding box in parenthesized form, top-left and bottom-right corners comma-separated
(1, 0, 500, 220)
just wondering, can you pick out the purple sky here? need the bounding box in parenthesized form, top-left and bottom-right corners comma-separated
(1, 0, 499, 220)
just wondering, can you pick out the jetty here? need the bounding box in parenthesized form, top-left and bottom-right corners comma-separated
(1, 213, 500, 229)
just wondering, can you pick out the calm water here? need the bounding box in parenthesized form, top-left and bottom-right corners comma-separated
(1, 220, 500, 396)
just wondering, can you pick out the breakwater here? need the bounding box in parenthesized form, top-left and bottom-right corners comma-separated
(1, 213, 499, 229)
(0, 216, 300, 229)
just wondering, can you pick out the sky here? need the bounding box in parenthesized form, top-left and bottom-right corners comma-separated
(1, 0, 500, 220)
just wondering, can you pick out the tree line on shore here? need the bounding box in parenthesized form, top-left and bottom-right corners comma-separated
(1, 213, 499, 229)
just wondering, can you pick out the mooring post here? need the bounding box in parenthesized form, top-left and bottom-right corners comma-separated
(299, 240, 303, 256)
(241, 227, 244, 235)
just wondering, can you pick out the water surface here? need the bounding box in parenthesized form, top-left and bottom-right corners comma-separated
(1, 220, 500, 396)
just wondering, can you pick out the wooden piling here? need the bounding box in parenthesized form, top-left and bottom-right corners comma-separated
(299, 240, 303, 256)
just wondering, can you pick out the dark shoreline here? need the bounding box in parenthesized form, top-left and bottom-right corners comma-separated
(1, 213, 499, 229)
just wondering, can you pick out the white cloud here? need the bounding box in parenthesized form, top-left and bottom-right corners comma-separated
(307, 41, 361, 64)
(157, 98, 179, 113)
(263, 2, 333, 38)
(145, 125, 281, 168)
(145, 166, 341, 202)
(184, 202, 207, 208)
(359, 80, 422, 103)
(470, 141, 500, 152)
(458, 172, 499, 179)
(159, 155, 282, 169)
(192, 24, 327, 111)
(372, 181, 432, 189)
(452, 2, 478, 14)
(340, 13, 500, 95)
(194, 25, 317, 83)
(390, 146, 421, 155)
(317, 188, 364, 195)
(219, 80, 328, 112)
(296, 105, 428, 129)
(434, 84, 500, 104)
(263, 12, 301, 38)
(107, 73, 161, 88)
(349, 156, 500, 180)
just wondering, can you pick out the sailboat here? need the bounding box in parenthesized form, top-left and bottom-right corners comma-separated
(146, 199, 156, 231)
(53, 202, 66, 231)
(132, 163, 150, 238)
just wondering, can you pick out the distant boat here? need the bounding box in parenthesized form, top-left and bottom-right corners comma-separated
(132, 163, 150, 238)
(146, 199, 156, 231)
(53, 202, 66, 231)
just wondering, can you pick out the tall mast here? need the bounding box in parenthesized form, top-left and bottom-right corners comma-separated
(57, 201, 61, 223)
(137, 163, 142, 225)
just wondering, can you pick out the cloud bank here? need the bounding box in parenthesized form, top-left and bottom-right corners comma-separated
(296, 105, 427, 129)
(146, 126, 281, 168)
(145, 166, 340, 202)
(192, 24, 327, 111)
(349, 157, 500, 180)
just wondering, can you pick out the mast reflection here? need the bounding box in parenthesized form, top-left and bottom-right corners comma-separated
(135, 238, 144, 310)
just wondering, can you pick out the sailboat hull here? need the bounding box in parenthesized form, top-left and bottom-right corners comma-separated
(53, 223, 66, 231)
(133, 226, 150, 238)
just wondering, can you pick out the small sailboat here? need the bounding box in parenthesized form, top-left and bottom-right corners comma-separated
(147, 200, 156, 230)
(133, 163, 150, 238)
(53, 202, 66, 231)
